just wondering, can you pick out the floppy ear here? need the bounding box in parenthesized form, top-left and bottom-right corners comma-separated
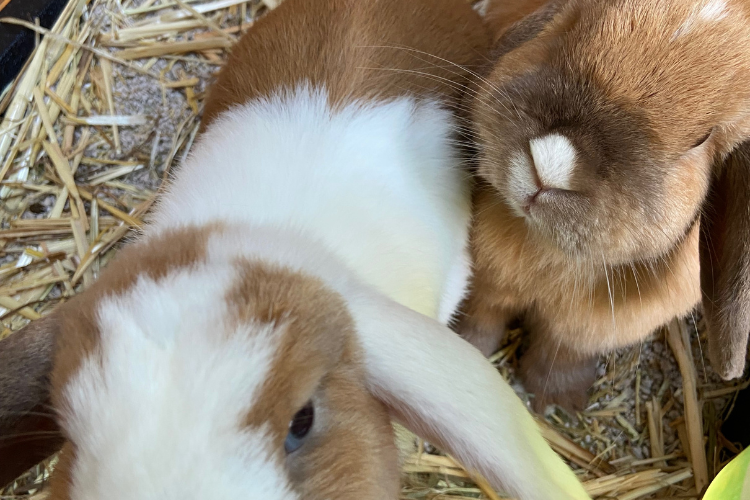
(347, 289, 590, 500)
(489, 0, 564, 57)
(0, 314, 64, 487)
(700, 140, 750, 380)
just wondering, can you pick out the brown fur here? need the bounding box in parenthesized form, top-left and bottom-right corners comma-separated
(700, 140, 750, 378)
(47, 444, 74, 498)
(484, 0, 552, 43)
(201, 0, 489, 128)
(232, 262, 399, 499)
(0, 316, 63, 486)
(461, 0, 750, 407)
(461, 184, 701, 409)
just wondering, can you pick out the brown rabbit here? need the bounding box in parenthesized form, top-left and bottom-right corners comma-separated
(458, 0, 750, 410)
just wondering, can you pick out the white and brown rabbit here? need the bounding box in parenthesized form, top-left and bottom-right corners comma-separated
(458, 0, 750, 410)
(0, 0, 591, 499)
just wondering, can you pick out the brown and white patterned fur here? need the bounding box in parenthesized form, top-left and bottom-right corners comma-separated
(0, 0, 590, 499)
(459, 0, 750, 410)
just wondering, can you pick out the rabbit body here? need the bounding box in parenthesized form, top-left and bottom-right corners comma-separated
(463, 184, 700, 409)
(460, 0, 750, 409)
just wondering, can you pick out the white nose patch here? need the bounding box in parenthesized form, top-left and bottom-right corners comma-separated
(529, 133, 577, 191)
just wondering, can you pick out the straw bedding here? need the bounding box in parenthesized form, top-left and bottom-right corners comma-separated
(0, 0, 746, 498)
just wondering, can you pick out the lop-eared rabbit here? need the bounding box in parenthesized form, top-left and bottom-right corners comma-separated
(459, 0, 750, 409)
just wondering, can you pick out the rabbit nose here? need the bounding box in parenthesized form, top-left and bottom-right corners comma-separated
(529, 133, 577, 191)
(522, 186, 560, 214)
(522, 188, 543, 214)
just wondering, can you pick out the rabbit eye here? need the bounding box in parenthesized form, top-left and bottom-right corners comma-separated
(285, 401, 314, 454)
(691, 129, 713, 149)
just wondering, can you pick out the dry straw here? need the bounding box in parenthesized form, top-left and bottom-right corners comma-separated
(0, 0, 745, 499)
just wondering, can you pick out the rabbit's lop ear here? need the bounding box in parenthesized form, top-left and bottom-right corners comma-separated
(700, 141, 750, 381)
(488, 0, 565, 57)
(348, 290, 590, 500)
(0, 314, 64, 486)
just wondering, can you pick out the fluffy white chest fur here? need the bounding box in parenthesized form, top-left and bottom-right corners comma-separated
(149, 87, 472, 322)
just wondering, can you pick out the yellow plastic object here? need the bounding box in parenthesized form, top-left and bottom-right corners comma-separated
(704, 446, 750, 500)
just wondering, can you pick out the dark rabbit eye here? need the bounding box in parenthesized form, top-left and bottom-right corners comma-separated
(285, 401, 314, 453)
(691, 129, 713, 149)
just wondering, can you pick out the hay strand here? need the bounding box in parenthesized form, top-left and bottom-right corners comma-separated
(666, 319, 709, 492)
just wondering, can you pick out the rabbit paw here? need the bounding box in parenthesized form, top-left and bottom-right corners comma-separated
(519, 342, 597, 413)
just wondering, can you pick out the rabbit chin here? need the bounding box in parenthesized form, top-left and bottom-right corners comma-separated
(498, 182, 594, 261)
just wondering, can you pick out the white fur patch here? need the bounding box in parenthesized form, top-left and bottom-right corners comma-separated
(62, 266, 297, 500)
(699, 0, 729, 20)
(529, 133, 576, 191)
(507, 151, 539, 217)
(673, 0, 729, 39)
(436, 245, 472, 325)
(150, 86, 471, 323)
